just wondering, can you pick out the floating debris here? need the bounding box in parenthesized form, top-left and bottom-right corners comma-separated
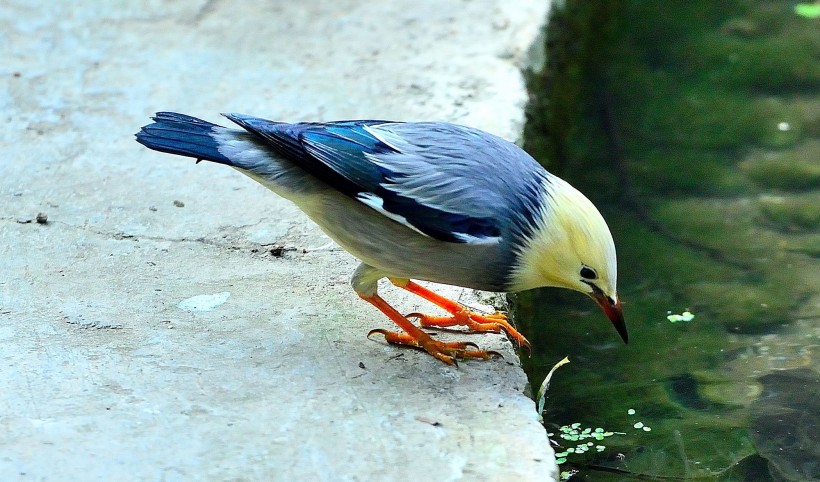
(795, 3, 820, 18)
(536, 356, 571, 419)
(667, 310, 695, 323)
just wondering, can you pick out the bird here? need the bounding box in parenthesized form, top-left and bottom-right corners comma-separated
(136, 112, 627, 365)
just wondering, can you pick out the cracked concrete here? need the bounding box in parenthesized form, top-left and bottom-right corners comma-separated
(1, 1, 556, 480)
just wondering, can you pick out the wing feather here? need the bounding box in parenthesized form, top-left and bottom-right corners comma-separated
(223, 114, 546, 244)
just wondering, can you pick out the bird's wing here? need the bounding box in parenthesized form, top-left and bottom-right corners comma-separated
(223, 114, 545, 244)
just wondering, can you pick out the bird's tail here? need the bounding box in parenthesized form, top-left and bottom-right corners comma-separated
(135, 112, 234, 166)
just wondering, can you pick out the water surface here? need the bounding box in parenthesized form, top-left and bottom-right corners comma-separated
(520, 1, 819, 480)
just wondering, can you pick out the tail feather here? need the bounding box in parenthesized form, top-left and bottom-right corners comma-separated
(135, 112, 234, 166)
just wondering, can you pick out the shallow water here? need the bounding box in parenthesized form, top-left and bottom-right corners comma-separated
(519, 1, 819, 480)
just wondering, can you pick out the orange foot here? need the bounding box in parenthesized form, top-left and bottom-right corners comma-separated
(396, 280, 530, 351)
(361, 293, 503, 365)
(367, 329, 502, 366)
(408, 309, 530, 351)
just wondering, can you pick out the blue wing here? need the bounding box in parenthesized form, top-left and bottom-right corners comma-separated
(223, 114, 546, 244)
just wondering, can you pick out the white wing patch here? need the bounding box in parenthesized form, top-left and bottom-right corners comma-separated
(363, 124, 405, 151)
(355, 192, 432, 238)
(356, 192, 501, 245)
(452, 232, 502, 245)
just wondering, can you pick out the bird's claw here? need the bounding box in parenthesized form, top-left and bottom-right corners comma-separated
(367, 328, 391, 340)
(408, 310, 531, 352)
(367, 328, 500, 365)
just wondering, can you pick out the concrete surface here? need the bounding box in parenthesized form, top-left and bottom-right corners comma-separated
(0, 1, 556, 480)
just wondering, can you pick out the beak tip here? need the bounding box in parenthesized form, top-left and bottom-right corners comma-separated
(610, 310, 628, 344)
(593, 294, 628, 344)
(617, 323, 629, 344)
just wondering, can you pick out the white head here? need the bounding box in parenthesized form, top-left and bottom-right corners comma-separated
(510, 175, 627, 342)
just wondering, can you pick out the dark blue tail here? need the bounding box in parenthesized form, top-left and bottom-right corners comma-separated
(135, 112, 233, 165)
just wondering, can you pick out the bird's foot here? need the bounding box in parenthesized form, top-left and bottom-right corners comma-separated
(408, 309, 531, 352)
(394, 280, 530, 352)
(367, 329, 502, 366)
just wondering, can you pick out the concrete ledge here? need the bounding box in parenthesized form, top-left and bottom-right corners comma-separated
(1, 1, 556, 480)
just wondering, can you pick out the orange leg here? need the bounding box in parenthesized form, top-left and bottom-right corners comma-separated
(394, 280, 530, 350)
(361, 294, 501, 365)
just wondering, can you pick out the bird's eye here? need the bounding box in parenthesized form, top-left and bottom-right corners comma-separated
(580, 266, 598, 280)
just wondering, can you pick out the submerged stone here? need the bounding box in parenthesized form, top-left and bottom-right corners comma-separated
(740, 140, 820, 191)
(750, 368, 820, 481)
(758, 192, 820, 232)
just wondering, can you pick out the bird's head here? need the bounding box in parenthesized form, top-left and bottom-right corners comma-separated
(510, 175, 627, 343)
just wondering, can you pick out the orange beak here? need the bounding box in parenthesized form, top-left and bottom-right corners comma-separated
(591, 292, 628, 343)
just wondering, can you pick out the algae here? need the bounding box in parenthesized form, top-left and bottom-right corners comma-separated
(521, 0, 819, 479)
(740, 140, 820, 191)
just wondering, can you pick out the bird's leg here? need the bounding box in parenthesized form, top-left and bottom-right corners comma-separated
(360, 294, 501, 365)
(390, 279, 530, 350)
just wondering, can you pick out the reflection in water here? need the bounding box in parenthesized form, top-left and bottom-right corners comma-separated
(750, 369, 820, 480)
(520, 1, 819, 480)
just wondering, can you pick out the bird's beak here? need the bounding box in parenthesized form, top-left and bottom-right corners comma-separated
(591, 292, 628, 344)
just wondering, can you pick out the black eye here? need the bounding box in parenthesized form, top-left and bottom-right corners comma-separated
(580, 266, 597, 280)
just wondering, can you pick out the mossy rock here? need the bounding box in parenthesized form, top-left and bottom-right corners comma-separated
(607, 211, 739, 287)
(692, 370, 763, 407)
(750, 97, 804, 148)
(687, 281, 799, 332)
(649, 198, 779, 255)
(618, 81, 760, 150)
(743, 0, 792, 34)
(688, 31, 820, 92)
(740, 140, 820, 191)
(788, 96, 820, 137)
(719, 17, 763, 38)
(613, 76, 803, 150)
(758, 192, 820, 232)
(783, 233, 820, 257)
(628, 149, 752, 196)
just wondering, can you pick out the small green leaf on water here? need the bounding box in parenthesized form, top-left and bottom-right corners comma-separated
(596, 445, 606, 452)
(627, 409, 636, 415)
(556, 458, 567, 464)
(560, 470, 577, 481)
(667, 310, 694, 323)
(643, 426, 652, 431)
(795, 3, 820, 18)
(634, 422, 644, 429)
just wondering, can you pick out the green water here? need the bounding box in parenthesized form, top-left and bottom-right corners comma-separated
(518, 1, 819, 480)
